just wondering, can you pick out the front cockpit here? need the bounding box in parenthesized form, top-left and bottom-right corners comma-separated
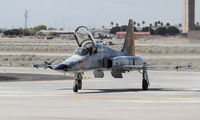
(74, 42, 97, 56)
(74, 47, 89, 56)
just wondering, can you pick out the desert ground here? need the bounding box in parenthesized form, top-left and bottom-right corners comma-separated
(0, 36, 199, 70)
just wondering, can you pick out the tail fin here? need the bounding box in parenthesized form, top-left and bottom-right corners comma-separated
(122, 19, 135, 56)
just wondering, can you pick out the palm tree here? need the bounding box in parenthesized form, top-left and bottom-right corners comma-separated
(149, 24, 152, 27)
(166, 23, 170, 27)
(110, 21, 114, 27)
(116, 23, 119, 27)
(160, 22, 163, 27)
(134, 21, 136, 25)
(142, 21, 146, 25)
(155, 22, 158, 27)
(137, 23, 140, 27)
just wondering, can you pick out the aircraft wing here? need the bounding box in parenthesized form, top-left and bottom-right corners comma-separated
(122, 64, 192, 71)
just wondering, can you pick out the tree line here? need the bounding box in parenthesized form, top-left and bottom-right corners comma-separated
(2, 25, 47, 36)
(1, 21, 200, 37)
(110, 21, 181, 36)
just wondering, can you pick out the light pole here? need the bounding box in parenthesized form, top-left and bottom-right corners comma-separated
(24, 9, 28, 29)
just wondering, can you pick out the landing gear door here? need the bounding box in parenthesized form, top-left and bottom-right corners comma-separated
(74, 26, 95, 47)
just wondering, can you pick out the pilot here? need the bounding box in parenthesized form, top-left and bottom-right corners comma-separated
(87, 45, 97, 56)
(81, 49, 88, 56)
(87, 48, 92, 55)
(91, 45, 97, 54)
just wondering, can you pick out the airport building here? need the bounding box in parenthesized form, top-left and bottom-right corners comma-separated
(116, 32, 150, 39)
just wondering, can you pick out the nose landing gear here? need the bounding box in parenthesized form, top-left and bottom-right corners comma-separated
(73, 73, 83, 92)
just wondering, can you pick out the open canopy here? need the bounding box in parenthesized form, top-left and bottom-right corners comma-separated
(74, 26, 95, 47)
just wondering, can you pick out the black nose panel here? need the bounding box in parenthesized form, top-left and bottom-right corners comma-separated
(55, 64, 68, 71)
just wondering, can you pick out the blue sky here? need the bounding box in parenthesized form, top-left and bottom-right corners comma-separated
(0, 0, 199, 30)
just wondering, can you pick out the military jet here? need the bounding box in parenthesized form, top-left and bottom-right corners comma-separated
(34, 19, 191, 92)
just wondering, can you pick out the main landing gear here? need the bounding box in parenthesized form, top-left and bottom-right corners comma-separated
(73, 69, 149, 92)
(73, 73, 83, 92)
(142, 67, 150, 90)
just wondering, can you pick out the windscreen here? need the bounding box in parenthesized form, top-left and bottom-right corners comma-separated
(74, 48, 88, 56)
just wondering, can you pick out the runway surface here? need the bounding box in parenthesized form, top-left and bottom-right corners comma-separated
(0, 68, 200, 120)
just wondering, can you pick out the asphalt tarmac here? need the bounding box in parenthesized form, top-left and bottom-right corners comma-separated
(0, 67, 200, 120)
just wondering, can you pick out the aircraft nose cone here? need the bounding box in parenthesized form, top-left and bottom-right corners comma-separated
(55, 64, 68, 71)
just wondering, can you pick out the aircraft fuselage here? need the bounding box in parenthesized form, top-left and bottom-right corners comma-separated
(55, 44, 146, 73)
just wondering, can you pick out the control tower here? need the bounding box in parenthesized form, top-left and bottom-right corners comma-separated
(183, 0, 195, 34)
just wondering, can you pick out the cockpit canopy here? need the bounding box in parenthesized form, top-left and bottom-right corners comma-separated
(74, 26, 95, 47)
(74, 26, 97, 56)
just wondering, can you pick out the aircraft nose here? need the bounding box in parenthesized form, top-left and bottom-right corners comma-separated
(55, 64, 68, 71)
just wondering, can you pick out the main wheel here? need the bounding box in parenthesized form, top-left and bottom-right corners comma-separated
(142, 79, 148, 90)
(73, 82, 78, 92)
(78, 80, 82, 90)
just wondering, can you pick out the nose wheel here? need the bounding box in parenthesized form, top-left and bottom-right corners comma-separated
(73, 73, 83, 93)
(73, 81, 79, 92)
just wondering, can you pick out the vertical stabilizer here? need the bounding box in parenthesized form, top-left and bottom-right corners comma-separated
(122, 19, 135, 56)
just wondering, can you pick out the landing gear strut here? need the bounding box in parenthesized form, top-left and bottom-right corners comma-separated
(73, 73, 83, 92)
(142, 67, 149, 90)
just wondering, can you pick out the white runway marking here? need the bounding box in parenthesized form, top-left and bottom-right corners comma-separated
(118, 100, 200, 103)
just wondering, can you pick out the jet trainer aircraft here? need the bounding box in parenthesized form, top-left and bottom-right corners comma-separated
(34, 19, 191, 92)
